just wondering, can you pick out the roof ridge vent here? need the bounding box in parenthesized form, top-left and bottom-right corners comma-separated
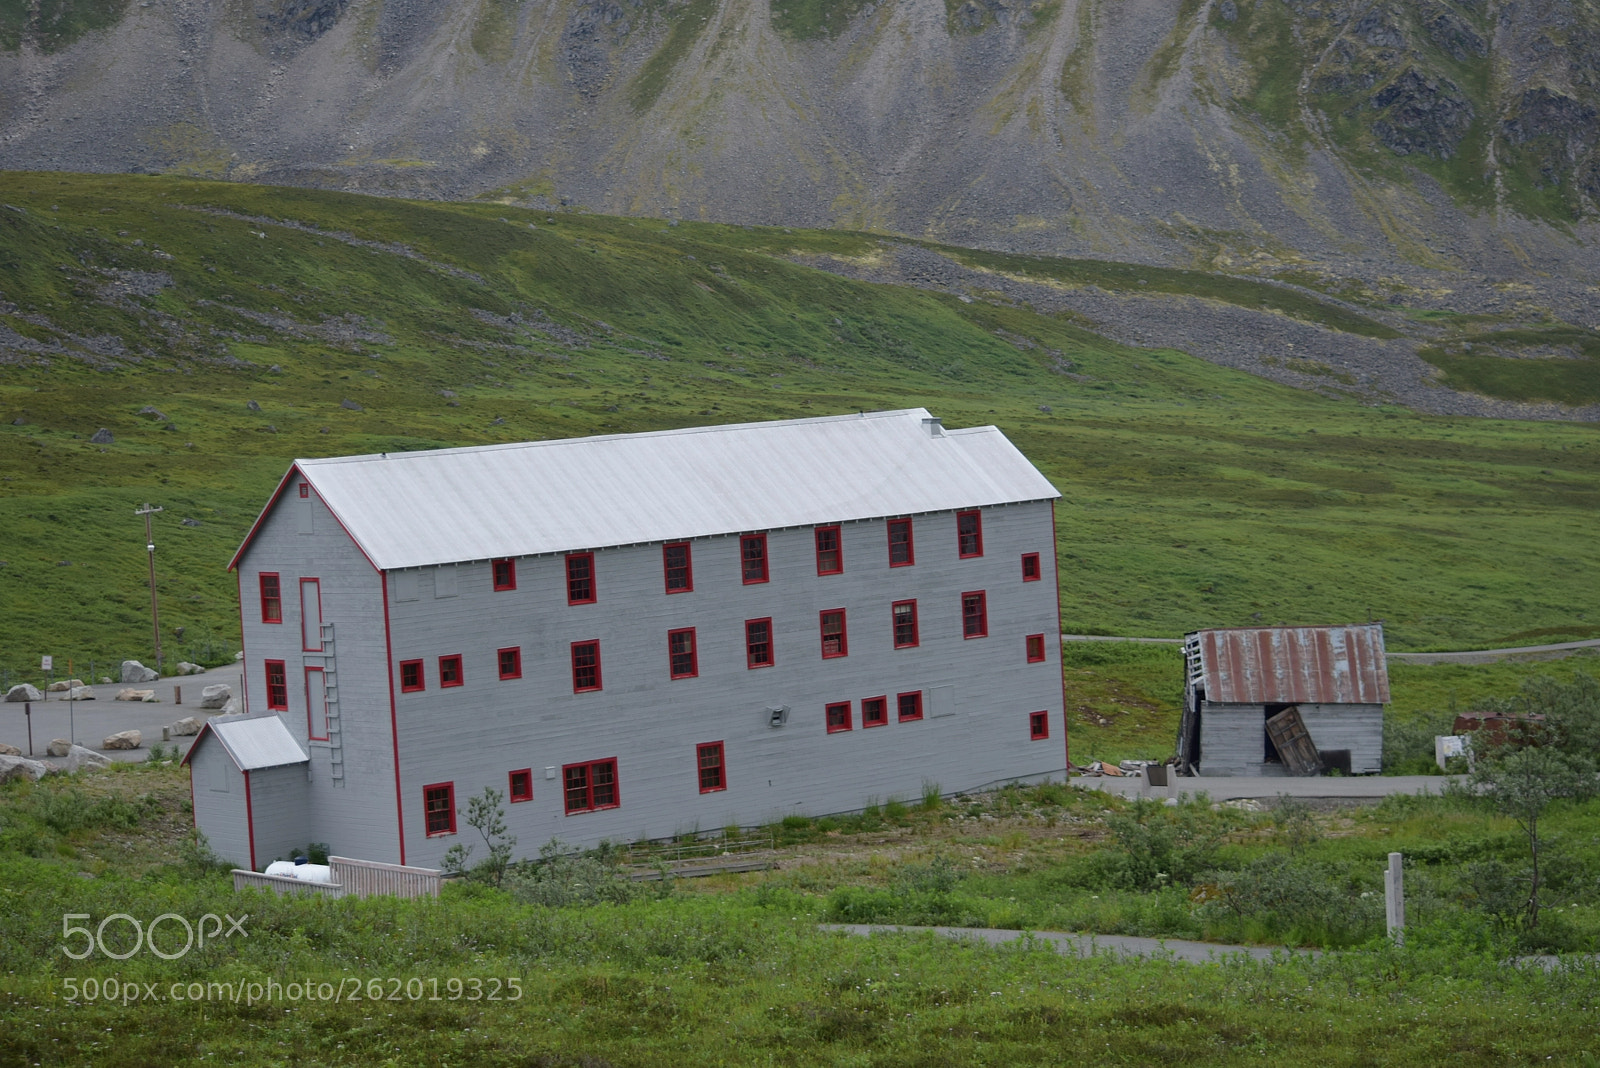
(922, 416, 944, 437)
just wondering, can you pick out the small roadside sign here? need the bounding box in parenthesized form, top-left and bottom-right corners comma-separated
(40, 655, 52, 672)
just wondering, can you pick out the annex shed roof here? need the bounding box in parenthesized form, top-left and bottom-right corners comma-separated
(1188, 624, 1390, 706)
(181, 715, 309, 772)
(232, 409, 1061, 571)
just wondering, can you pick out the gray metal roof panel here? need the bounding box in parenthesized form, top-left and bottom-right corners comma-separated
(268, 410, 1060, 570)
(1190, 624, 1390, 705)
(204, 716, 310, 771)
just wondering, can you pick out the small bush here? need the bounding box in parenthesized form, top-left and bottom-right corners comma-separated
(1198, 855, 1382, 947)
(504, 840, 642, 908)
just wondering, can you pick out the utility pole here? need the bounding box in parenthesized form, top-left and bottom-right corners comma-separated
(136, 503, 164, 672)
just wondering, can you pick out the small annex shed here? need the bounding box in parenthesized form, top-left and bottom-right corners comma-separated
(1176, 624, 1389, 776)
(182, 716, 310, 869)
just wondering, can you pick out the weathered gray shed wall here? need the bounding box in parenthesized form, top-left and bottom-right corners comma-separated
(189, 741, 251, 867)
(1197, 702, 1383, 776)
(385, 500, 1064, 865)
(1296, 703, 1382, 774)
(247, 764, 312, 866)
(236, 479, 404, 863)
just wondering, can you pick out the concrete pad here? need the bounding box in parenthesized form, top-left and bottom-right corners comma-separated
(820, 924, 1314, 963)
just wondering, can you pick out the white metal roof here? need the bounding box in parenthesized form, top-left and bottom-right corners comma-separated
(185, 715, 309, 771)
(238, 409, 1061, 571)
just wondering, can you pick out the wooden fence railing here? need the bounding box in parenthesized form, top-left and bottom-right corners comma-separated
(231, 858, 441, 899)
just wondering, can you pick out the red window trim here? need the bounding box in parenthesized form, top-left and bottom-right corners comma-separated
(696, 741, 726, 794)
(957, 510, 984, 559)
(259, 572, 283, 624)
(566, 552, 597, 606)
(264, 659, 288, 711)
(1021, 552, 1041, 582)
(299, 578, 323, 652)
(508, 768, 534, 803)
(1026, 634, 1047, 663)
(438, 654, 464, 688)
(740, 533, 769, 584)
(423, 782, 457, 836)
(399, 659, 424, 693)
(825, 701, 853, 733)
(571, 640, 602, 693)
(745, 617, 774, 669)
(887, 517, 915, 568)
(892, 599, 919, 649)
(663, 542, 694, 594)
(820, 608, 848, 659)
(492, 558, 517, 592)
(1030, 711, 1050, 740)
(814, 525, 843, 575)
(497, 646, 522, 680)
(862, 695, 888, 728)
(962, 590, 988, 639)
(298, 482, 310, 499)
(897, 690, 924, 723)
(562, 757, 620, 814)
(305, 666, 328, 741)
(668, 627, 699, 680)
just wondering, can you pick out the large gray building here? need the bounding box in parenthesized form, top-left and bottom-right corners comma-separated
(189, 409, 1067, 869)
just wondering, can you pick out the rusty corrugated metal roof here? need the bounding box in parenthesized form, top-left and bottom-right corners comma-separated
(1189, 624, 1390, 705)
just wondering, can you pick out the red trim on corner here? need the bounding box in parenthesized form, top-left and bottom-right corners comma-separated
(234, 569, 249, 716)
(1051, 500, 1069, 769)
(382, 569, 407, 866)
(244, 769, 257, 872)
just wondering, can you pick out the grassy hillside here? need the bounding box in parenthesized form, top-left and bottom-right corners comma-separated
(1, 173, 1598, 685)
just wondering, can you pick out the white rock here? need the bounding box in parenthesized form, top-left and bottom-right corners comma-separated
(63, 745, 111, 773)
(46, 739, 74, 757)
(99, 677, 113, 684)
(121, 660, 158, 684)
(59, 686, 95, 701)
(175, 662, 207, 675)
(4, 684, 43, 703)
(0, 755, 51, 782)
(116, 688, 155, 702)
(199, 684, 233, 710)
(0, 743, 20, 756)
(46, 679, 84, 692)
(103, 730, 142, 750)
(169, 717, 202, 736)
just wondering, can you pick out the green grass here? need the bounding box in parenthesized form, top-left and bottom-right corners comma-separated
(1, 173, 1599, 686)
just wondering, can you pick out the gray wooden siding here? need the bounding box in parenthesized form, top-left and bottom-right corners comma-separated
(384, 501, 1065, 865)
(247, 765, 312, 866)
(236, 479, 404, 862)
(189, 743, 251, 867)
(1198, 701, 1383, 776)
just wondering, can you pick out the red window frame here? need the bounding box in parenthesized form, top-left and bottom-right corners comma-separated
(962, 591, 988, 638)
(825, 701, 852, 733)
(815, 525, 843, 575)
(399, 659, 424, 693)
(492, 558, 517, 592)
(740, 533, 769, 584)
(888, 518, 915, 567)
(424, 782, 456, 836)
(298, 482, 310, 499)
(820, 609, 848, 659)
(497, 646, 522, 680)
(508, 769, 533, 803)
(745, 618, 774, 669)
(566, 552, 596, 605)
(668, 628, 699, 679)
(438, 654, 464, 688)
(1021, 552, 1041, 582)
(259, 572, 282, 623)
(663, 542, 693, 594)
(305, 666, 328, 741)
(862, 695, 888, 728)
(892, 599, 919, 649)
(897, 691, 924, 722)
(957, 510, 984, 558)
(571, 640, 602, 693)
(563, 758, 620, 814)
(697, 741, 726, 793)
(1030, 711, 1050, 740)
(264, 660, 288, 710)
(1026, 634, 1047, 663)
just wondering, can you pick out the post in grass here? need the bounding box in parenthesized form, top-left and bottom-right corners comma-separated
(1385, 852, 1405, 945)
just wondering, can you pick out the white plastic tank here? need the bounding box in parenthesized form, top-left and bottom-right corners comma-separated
(263, 860, 333, 883)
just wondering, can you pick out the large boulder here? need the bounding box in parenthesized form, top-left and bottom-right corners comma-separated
(169, 716, 202, 737)
(4, 684, 42, 703)
(62, 745, 111, 773)
(116, 688, 155, 702)
(102, 730, 142, 750)
(121, 660, 158, 684)
(60, 686, 95, 701)
(0, 755, 50, 783)
(46, 739, 73, 757)
(175, 662, 206, 675)
(0, 743, 20, 756)
(46, 679, 84, 693)
(199, 684, 233, 710)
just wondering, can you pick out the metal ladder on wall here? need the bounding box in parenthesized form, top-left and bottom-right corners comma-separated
(320, 621, 345, 786)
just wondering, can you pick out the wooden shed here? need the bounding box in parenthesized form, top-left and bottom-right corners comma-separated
(1176, 624, 1389, 776)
